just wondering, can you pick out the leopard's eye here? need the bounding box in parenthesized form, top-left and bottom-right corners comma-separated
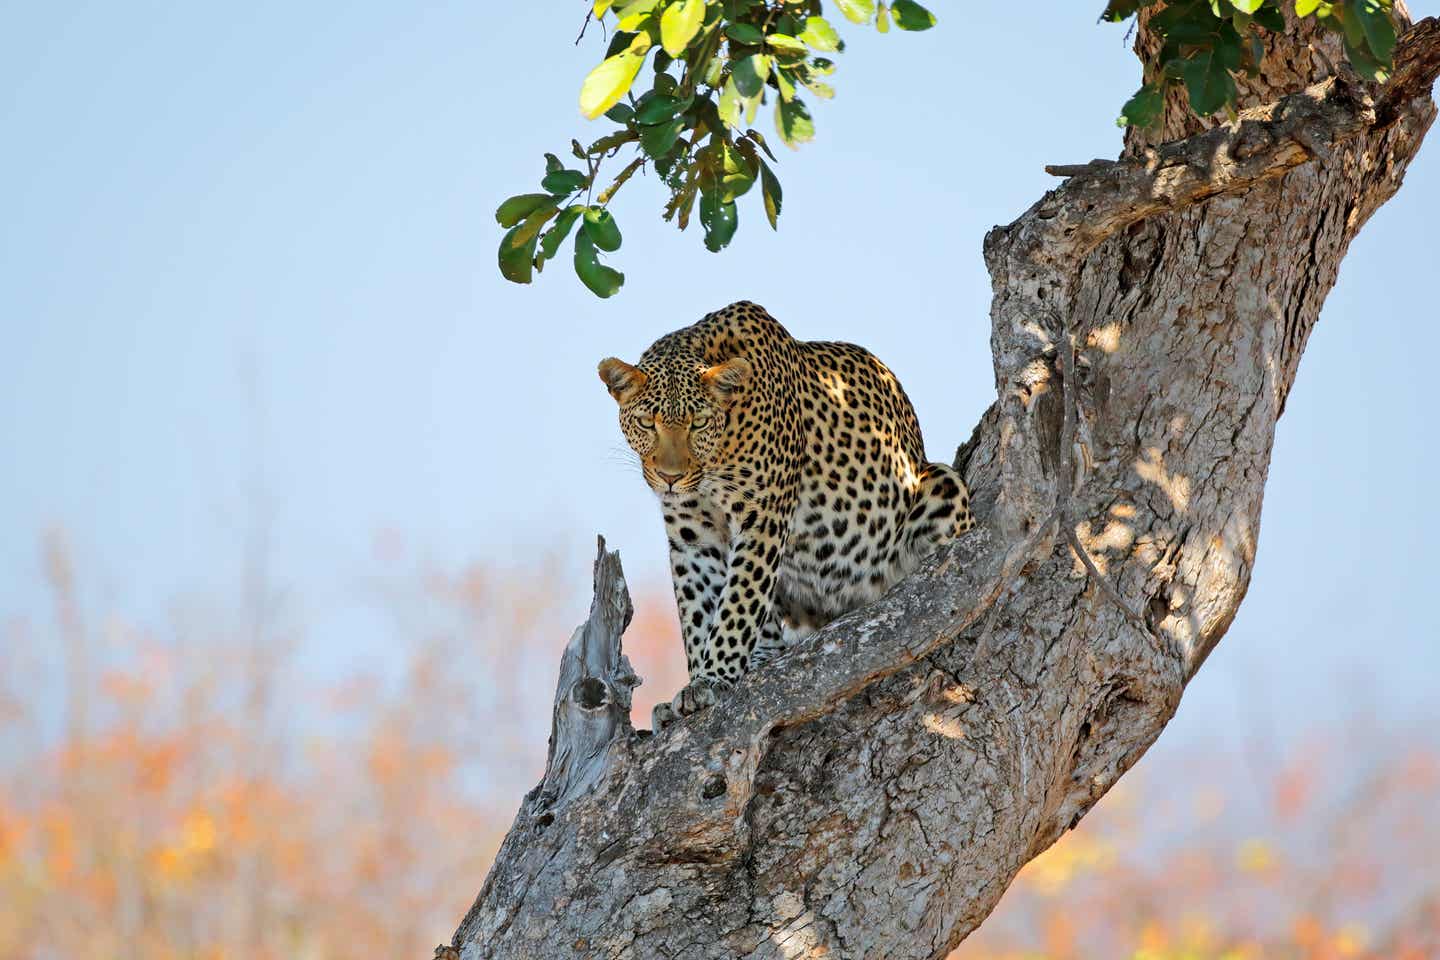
(691, 416, 711, 431)
(635, 414, 656, 430)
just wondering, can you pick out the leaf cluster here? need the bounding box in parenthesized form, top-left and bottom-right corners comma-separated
(1107, 0, 1399, 128)
(495, 153, 626, 297)
(496, 0, 1404, 296)
(494, 0, 934, 296)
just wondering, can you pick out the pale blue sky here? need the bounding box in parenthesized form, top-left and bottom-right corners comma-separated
(1, 1, 1436, 745)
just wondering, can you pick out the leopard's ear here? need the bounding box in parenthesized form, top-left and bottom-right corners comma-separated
(700, 357, 752, 406)
(598, 357, 647, 404)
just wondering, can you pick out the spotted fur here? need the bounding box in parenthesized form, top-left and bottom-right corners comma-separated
(599, 301, 975, 716)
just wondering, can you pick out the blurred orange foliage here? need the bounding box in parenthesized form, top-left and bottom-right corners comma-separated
(0, 532, 686, 959)
(0, 531, 1434, 958)
(954, 734, 1440, 960)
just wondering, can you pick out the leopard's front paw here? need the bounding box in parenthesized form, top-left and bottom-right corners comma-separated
(672, 675, 733, 719)
(651, 700, 680, 731)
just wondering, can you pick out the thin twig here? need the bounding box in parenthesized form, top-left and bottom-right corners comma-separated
(584, 152, 598, 206)
(598, 156, 646, 205)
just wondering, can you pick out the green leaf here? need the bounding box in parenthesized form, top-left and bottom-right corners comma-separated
(574, 231, 624, 297)
(890, 0, 936, 30)
(660, 0, 706, 56)
(1355, 0, 1396, 63)
(582, 206, 623, 251)
(774, 66, 797, 101)
(767, 34, 809, 56)
(1343, 34, 1390, 81)
(1296, 0, 1323, 15)
(538, 206, 584, 261)
(703, 53, 725, 85)
(640, 116, 687, 156)
(634, 93, 688, 124)
(722, 172, 756, 201)
(1253, 3, 1286, 30)
(495, 193, 556, 228)
(759, 160, 782, 229)
(1334, 2, 1366, 47)
(732, 54, 766, 96)
(1154, 0, 1223, 43)
(803, 79, 835, 99)
(718, 76, 742, 126)
(511, 204, 561, 250)
(798, 16, 842, 52)
(544, 153, 565, 173)
(1117, 82, 1165, 128)
(604, 102, 635, 123)
(726, 22, 764, 44)
(579, 48, 649, 119)
(876, 2, 890, 32)
(699, 190, 738, 251)
(653, 139, 686, 175)
(542, 169, 589, 195)
(794, 64, 835, 98)
(1180, 46, 1238, 116)
(774, 97, 815, 148)
(588, 130, 638, 154)
(718, 142, 757, 200)
(498, 225, 538, 285)
(606, 30, 639, 58)
(832, 0, 875, 24)
(1229, 0, 1264, 12)
(616, 0, 661, 31)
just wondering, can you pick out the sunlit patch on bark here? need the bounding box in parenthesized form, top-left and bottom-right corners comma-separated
(1086, 323, 1123, 353)
(1135, 448, 1193, 514)
(923, 712, 967, 740)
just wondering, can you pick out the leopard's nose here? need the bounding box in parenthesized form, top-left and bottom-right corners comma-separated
(655, 470, 683, 486)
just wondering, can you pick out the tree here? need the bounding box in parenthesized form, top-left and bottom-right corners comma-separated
(450, 4, 1440, 958)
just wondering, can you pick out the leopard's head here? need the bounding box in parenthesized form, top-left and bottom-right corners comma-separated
(597, 351, 751, 495)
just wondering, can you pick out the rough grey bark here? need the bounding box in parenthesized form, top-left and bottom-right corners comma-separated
(444, 13, 1440, 960)
(536, 539, 641, 813)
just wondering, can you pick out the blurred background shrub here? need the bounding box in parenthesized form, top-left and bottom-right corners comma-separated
(0, 529, 1434, 959)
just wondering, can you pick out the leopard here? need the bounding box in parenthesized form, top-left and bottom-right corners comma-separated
(599, 301, 975, 728)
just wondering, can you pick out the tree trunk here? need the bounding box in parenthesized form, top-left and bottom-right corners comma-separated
(445, 13, 1440, 960)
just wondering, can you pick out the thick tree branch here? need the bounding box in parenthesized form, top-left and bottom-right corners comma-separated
(447, 19, 1438, 960)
